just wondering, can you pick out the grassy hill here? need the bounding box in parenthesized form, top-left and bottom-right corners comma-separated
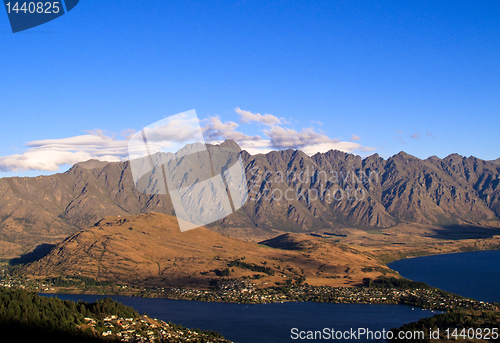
(22, 213, 394, 288)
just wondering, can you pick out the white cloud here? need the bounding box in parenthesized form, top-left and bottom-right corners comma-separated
(264, 126, 336, 150)
(235, 107, 282, 125)
(142, 115, 201, 143)
(205, 109, 377, 155)
(26, 133, 130, 157)
(0, 132, 129, 172)
(300, 142, 370, 155)
(0, 150, 93, 172)
(203, 116, 262, 143)
(233, 139, 273, 155)
(263, 127, 375, 154)
(120, 129, 137, 139)
(350, 134, 361, 141)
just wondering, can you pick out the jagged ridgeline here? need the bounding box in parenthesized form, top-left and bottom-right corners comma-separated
(0, 286, 137, 342)
(0, 140, 499, 258)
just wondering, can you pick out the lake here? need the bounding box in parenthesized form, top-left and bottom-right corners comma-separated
(388, 249, 500, 303)
(41, 294, 437, 343)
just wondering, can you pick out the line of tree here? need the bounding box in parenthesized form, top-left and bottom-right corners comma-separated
(43, 276, 114, 287)
(228, 259, 275, 276)
(363, 277, 430, 289)
(214, 268, 231, 277)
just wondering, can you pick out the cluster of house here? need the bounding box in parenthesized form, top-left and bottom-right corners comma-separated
(283, 286, 499, 311)
(83, 314, 232, 342)
(151, 283, 499, 312)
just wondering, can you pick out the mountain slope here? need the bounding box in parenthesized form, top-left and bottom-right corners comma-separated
(230, 149, 499, 231)
(24, 213, 390, 287)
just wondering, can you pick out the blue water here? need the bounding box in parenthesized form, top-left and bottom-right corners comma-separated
(388, 250, 500, 303)
(41, 294, 437, 343)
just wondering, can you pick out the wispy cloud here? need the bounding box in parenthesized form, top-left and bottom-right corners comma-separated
(235, 107, 282, 125)
(203, 117, 264, 145)
(350, 134, 361, 141)
(264, 126, 336, 149)
(396, 130, 432, 143)
(0, 132, 128, 172)
(206, 108, 376, 155)
(394, 130, 406, 144)
(0, 150, 93, 172)
(141, 114, 201, 143)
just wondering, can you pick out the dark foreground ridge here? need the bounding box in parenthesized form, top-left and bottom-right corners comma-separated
(389, 311, 500, 342)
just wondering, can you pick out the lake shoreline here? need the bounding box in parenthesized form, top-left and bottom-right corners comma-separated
(387, 246, 500, 263)
(21, 248, 500, 306)
(388, 249, 500, 304)
(29, 282, 499, 313)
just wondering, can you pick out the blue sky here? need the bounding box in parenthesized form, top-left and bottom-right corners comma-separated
(1, 1, 499, 178)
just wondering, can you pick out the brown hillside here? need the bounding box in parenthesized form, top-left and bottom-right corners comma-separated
(24, 213, 392, 288)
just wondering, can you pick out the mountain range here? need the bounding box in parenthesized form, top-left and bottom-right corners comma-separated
(0, 140, 499, 260)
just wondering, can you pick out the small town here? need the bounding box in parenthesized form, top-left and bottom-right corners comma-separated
(1, 270, 498, 313)
(147, 282, 500, 313)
